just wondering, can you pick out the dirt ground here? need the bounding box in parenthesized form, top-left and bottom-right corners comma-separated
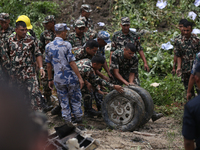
(47, 109, 183, 150)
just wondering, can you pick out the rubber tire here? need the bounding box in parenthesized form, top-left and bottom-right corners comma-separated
(127, 85, 154, 126)
(101, 87, 145, 131)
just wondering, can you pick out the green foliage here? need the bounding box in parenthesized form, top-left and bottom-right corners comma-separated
(0, 0, 60, 38)
(109, 0, 195, 110)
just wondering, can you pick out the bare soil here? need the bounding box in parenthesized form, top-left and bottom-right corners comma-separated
(47, 110, 183, 150)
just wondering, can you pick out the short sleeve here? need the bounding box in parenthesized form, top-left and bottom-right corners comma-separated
(130, 57, 138, 73)
(110, 52, 119, 69)
(45, 44, 51, 64)
(66, 43, 76, 63)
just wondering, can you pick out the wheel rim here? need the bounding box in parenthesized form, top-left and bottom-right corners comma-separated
(107, 96, 135, 125)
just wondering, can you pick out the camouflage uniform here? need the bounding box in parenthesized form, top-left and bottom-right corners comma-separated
(0, 41, 10, 81)
(111, 30, 142, 52)
(39, 15, 56, 103)
(0, 13, 15, 43)
(73, 46, 93, 60)
(67, 19, 89, 48)
(76, 58, 114, 111)
(6, 33, 42, 110)
(45, 23, 82, 122)
(110, 49, 139, 85)
(111, 18, 143, 84)
(85, 28, 97, 39)
(79, 4, 93, 29)
(175, 34, 200, 97)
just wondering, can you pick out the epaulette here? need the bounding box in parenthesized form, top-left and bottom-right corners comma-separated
(113, 30, 121, 36)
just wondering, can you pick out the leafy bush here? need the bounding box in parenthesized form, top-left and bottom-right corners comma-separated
(0, 0, 60, 38)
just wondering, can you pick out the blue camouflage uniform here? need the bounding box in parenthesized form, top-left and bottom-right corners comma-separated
(45, 24, 82, 122)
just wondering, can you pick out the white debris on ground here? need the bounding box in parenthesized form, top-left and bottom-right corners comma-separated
(97, 22, 105, 26)
(194, 0, 200, 7)
(192, 28, 200, 35)
(161, 41, 173, 50)
(66, 138, 84, 150)
(150, 82, 160, 87)
(156, 0, 167, 9)
(188, 11, 197, 20)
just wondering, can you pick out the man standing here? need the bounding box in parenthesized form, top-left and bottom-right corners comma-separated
(110, 43, 163, 121)
(46, 23, 84, 123)
(78, 4, 93, 30)
(182, 64, 200, 150)
(0, 13, 15, 42)
(171, 19, 187, 75)
(110, 17, 149, 75)
(39, 15, 56, 107)
(6, 21, 45, 110)
(67, 19, 89, 47)
(176, 21, 200, 98)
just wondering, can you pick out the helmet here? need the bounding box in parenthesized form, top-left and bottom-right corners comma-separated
(16, 15, 32, 29)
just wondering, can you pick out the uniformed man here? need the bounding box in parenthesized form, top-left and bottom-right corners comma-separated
(67, 19, 89, 47)
(6, 21, 45, 110)
(39, 15, 56, 107)
(110, 17, 149, 74)
(187, 52, 200, 100)
(16, 15, 36, 38)
(176, 21, 200, 98)
(0, 40, 10, 81)
(78, 4, 93, 30)
(46, 23, 84, 123)
(0, 13, 15, 42)
(76, 55, 123, 117)
(73, 39, 109, 113)
(171, 19, 188, 75)
(110, 43, 163, 121)
(110, 43, 138, 86)
(182, 64, 200, 150)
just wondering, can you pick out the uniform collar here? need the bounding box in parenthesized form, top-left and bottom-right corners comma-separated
(55, 37, 64, 41)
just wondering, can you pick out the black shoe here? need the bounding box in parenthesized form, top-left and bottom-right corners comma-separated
(84, 108, 101, 117)
(152, 113, 163, 122)
(51, 105, 61, 115)
(43, 105, 54, 113)
(72, 117, 82, 124)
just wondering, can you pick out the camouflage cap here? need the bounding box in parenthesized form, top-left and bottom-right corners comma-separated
(0, 13, 9, 21)
(54, 23, 70, 31)
(42, 15, 55, 24)
(97, 31, 111, 43)
(121, 17, 130, 25)
(81, 4, 92, 12)
(74, 19, 85, 28)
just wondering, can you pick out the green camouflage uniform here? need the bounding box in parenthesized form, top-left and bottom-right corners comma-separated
(175, 33, 200, 97)
(73, 46, 93, 60)
(76, 58, 114, 111)
(0, 26, 15, 43)
(85, 28, 97, 39)
(6, 33, 42, 110)
(0, 41, 10, 81)
(111, 30, 142, 52)
(68, 19, 89, 47)
(39, 29, 56, 102)
(0, 13, 15, 43)
(67, 32, 89, 47)
(111, 29, 142, 84)
(78, 15, 94, 30)
(110, 49, 139, 85)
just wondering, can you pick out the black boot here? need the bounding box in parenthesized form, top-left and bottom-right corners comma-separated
(151, 111, 163, 122)
(84, 99, 101, 117)
(51, 105, 62, 116)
